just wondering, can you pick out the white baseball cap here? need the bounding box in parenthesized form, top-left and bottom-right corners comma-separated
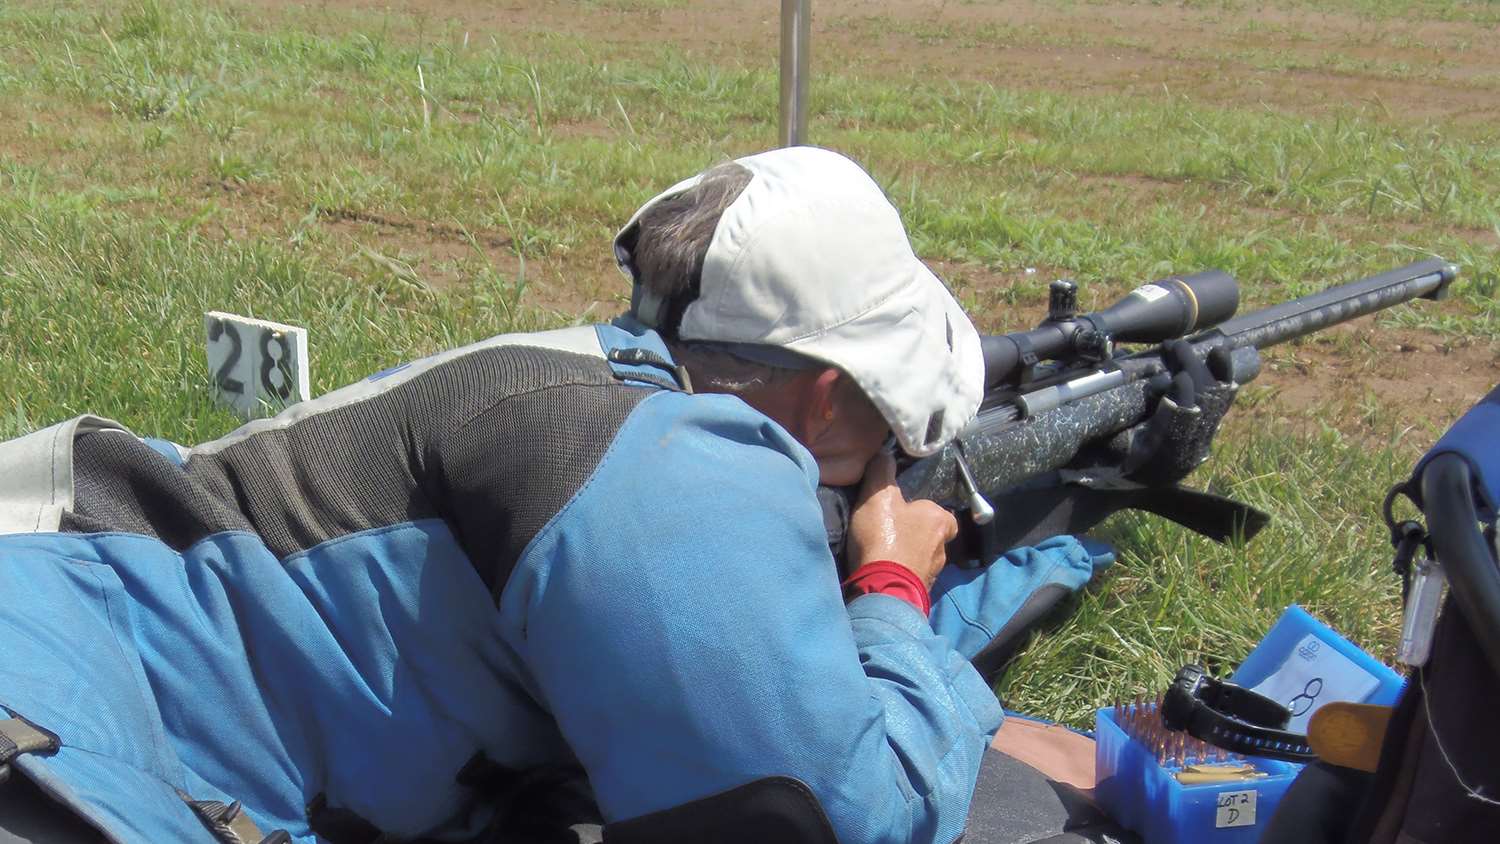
(614, 146, 984, 458)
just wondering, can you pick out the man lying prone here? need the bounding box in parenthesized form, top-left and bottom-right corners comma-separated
(0, 147, 1118, 844)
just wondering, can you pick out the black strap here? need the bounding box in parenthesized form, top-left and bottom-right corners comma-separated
(1390, 522, 1427, 600)
(1161, 665, 1315, 763)
(305, 793, 388, 844)
(975, 475, 1269, 561)
(605, 348, 692, 393)
(454, 753, 604, 842)
(1383, 480, 1432, 600)
(604, 776, 836, 844)
(1195, 672, 1290, 728)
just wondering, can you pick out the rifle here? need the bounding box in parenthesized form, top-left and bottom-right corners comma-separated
(826, 258, 1459, 581)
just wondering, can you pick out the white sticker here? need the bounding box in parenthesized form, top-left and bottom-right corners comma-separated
(1130, 283, 1171, 303)
(1215, 789, 1257, 828)
(205, 312, 311, 420)
(1249, 633, 1380, 733)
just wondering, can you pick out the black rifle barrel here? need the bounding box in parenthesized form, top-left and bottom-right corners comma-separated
(898, 258, 1458, 508)
(1209, 258, 1456, 351)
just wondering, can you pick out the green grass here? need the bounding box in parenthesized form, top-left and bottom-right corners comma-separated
(1, 0, 1495, 728)
(997, 415, 1422, 723)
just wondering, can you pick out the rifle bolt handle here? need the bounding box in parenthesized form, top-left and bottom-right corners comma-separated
(953, 448, 995, 526)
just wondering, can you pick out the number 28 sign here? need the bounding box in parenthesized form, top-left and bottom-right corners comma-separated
(204, 312, 310, 419)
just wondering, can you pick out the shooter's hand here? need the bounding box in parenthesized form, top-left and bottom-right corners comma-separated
(846, 451, 957, 589)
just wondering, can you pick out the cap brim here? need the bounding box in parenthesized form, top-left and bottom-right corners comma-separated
(783, 260, 983, 458)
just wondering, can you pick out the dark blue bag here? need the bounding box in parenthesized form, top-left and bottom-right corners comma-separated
(1262, 385, 1500, 844)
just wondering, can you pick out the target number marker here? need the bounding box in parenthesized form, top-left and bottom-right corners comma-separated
(204, 312, 310, 419)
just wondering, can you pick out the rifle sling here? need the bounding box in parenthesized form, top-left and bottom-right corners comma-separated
(978, 476, 1269, 558)
(1107, 480, 1271, 544)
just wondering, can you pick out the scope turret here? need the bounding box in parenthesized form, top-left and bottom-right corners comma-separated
(980, 270, 1238, 388)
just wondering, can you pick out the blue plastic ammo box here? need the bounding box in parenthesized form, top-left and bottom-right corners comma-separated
(1094, 605, 1405, 844)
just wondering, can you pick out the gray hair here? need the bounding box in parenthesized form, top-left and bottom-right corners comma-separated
(632, 161, 754, 303)
(633, 161, 822, 395)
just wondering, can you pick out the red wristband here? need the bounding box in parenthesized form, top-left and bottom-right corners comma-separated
(842, 561, 931, 616)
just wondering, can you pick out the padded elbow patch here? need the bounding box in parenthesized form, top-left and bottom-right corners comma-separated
(602, 776, 837, 844)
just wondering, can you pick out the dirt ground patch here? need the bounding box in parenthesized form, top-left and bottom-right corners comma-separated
(314, 207, 522, 290)
(1247, 321, 1498, 435)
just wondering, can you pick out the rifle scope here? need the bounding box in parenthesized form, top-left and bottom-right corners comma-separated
(980, 270, 1238, 388)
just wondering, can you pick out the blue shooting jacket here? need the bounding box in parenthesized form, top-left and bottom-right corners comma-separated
(0, 322, 1107, 844)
